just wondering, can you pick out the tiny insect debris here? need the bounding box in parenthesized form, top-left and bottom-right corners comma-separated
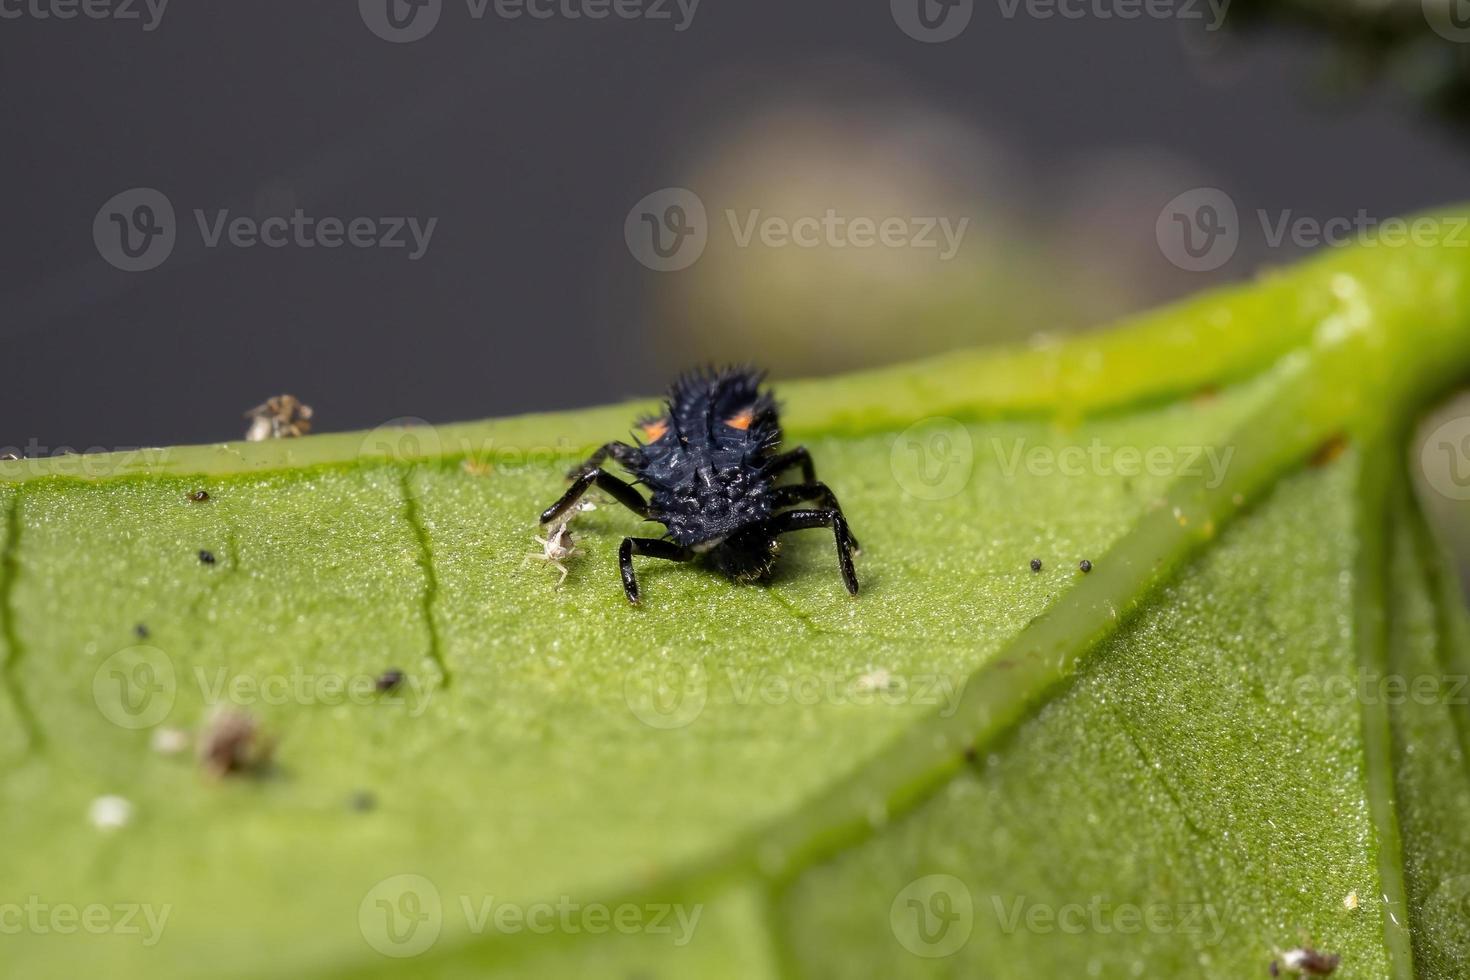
(348, 790, 377, 812)
(1030, 558, 1043, 572)
(1343, 891, 1358, 911)
(375, 669, 404, 693)
(244, 394, 313, 441)
(527, 519, 579, 587)
(197, 709, 274, 778)
(1078, 559, 1093, 573)
(134, 623, 150, 639)
(535, 366, 860, 603)
(188, 489, 210, 503)
(1270, 945, 1340, 976)
(87, 795, 134, 831)
(199, 549, 216, 565)
(525, 498, 598, 586)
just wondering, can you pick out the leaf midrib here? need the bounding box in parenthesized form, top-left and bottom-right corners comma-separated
(358, 344, 1412, 974)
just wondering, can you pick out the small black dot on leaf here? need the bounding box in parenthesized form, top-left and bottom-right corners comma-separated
(199, 550, 216, 565)
(189, 490, 210, 503)
(1029, 558, 1042, 573)
(1078, 559, 1092, 573)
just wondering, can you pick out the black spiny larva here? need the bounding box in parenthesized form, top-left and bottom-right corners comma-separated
(537, 366, 860, 604)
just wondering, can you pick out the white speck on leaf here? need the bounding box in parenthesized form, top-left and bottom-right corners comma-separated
(88, 795, 133, 831)
(151, 727, 190, 756)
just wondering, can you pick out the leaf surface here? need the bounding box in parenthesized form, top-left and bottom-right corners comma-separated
(4, 212, 1470, 978)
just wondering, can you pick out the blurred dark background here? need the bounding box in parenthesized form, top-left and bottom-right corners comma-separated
(4, 0, 1470, 452)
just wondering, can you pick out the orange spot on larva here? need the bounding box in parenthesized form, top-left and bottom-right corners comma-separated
(725, 409, 754, 430)
(641, 419, 669, 441)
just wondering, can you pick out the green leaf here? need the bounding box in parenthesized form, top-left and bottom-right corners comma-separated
(4, 209, 1470, 979)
